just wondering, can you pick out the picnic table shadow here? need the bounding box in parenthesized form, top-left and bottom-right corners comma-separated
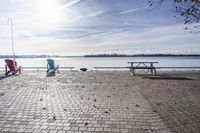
(142, 76, 193, 80)
(0, 75, 12, 81)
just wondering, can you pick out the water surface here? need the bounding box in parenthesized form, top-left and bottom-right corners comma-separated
(0, 56, 200, 70)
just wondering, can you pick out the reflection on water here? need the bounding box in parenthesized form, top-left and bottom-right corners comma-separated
(0, 56, 200, 70)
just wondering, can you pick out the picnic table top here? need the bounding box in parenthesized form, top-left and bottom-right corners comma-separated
(127, 62, 159, 64)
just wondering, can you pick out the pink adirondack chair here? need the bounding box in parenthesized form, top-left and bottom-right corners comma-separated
(5, 59, 21, 75)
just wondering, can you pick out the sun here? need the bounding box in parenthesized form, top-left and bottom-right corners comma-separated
(31, 0, 65, 25)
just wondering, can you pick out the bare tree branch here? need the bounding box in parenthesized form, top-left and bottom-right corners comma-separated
(148, 0, 200, 33)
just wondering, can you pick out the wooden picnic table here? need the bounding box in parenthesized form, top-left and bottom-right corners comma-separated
(127, 62, 159, 76)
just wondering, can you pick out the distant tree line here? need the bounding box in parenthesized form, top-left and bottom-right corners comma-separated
(84, 54, 200, 57)
(1, 54, 200, 58)
(0, 55, 51, 58)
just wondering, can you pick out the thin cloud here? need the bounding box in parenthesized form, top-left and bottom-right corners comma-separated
(60, 0, 84, 9)
(119, 7, 148, 15)
(87, 11, 105, 17)
(75, 11, 105, 20)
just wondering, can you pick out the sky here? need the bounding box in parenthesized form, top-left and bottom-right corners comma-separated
(0, 0, 200, 56)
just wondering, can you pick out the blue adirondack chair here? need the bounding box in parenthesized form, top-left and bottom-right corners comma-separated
(47, 59, 59, 74)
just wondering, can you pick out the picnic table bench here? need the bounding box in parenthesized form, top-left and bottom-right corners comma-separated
(127, 62, 159, 76)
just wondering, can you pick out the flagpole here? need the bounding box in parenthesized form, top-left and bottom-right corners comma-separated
(8, 18, 16, 65)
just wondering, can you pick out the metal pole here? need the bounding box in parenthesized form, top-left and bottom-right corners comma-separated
(8, 18, 16, 66)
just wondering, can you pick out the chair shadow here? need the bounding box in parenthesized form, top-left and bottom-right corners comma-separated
(0, 75, 12, 81)
(143, 76, 193, 80)
(46, 72, 56, 77)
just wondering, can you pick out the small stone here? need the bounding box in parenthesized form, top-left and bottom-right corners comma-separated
(135, 104, 140, 107)
(53, 116, 56, 120)
(40, 98, 43, 101)
(104, 111, 109, 114)
(85, 122, 88, 126)
(157, 102, 162, 106)
(0, 93, 5, 96)
(153, 109, 157, 113)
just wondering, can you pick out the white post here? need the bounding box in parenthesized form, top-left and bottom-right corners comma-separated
(8, 18, 16, 66)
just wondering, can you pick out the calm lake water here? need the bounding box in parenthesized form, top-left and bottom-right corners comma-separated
(0, 56, 200, 70)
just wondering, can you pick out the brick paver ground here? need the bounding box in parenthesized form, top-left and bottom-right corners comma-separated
(136, 72, 200, 133)
(0, 71, 174, 133)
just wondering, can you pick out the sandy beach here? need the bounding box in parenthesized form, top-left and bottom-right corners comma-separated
(0, 70, 200, 133)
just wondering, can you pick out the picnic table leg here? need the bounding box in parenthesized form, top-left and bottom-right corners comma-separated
(130, 68, 133, 74)
(129, 67, 135, 76)
(150, 63, 153, 74)
(132, 63, 136, 75)
(154, 69, 156, 76)
(130, 63, 134, 75)
(133, 69, 135, 76)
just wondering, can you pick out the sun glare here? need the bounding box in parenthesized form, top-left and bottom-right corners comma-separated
(32, 0, 65, 25)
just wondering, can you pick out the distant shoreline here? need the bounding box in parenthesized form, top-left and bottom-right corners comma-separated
(84, 54, 200, 57)
(1, 54, 200, 59)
